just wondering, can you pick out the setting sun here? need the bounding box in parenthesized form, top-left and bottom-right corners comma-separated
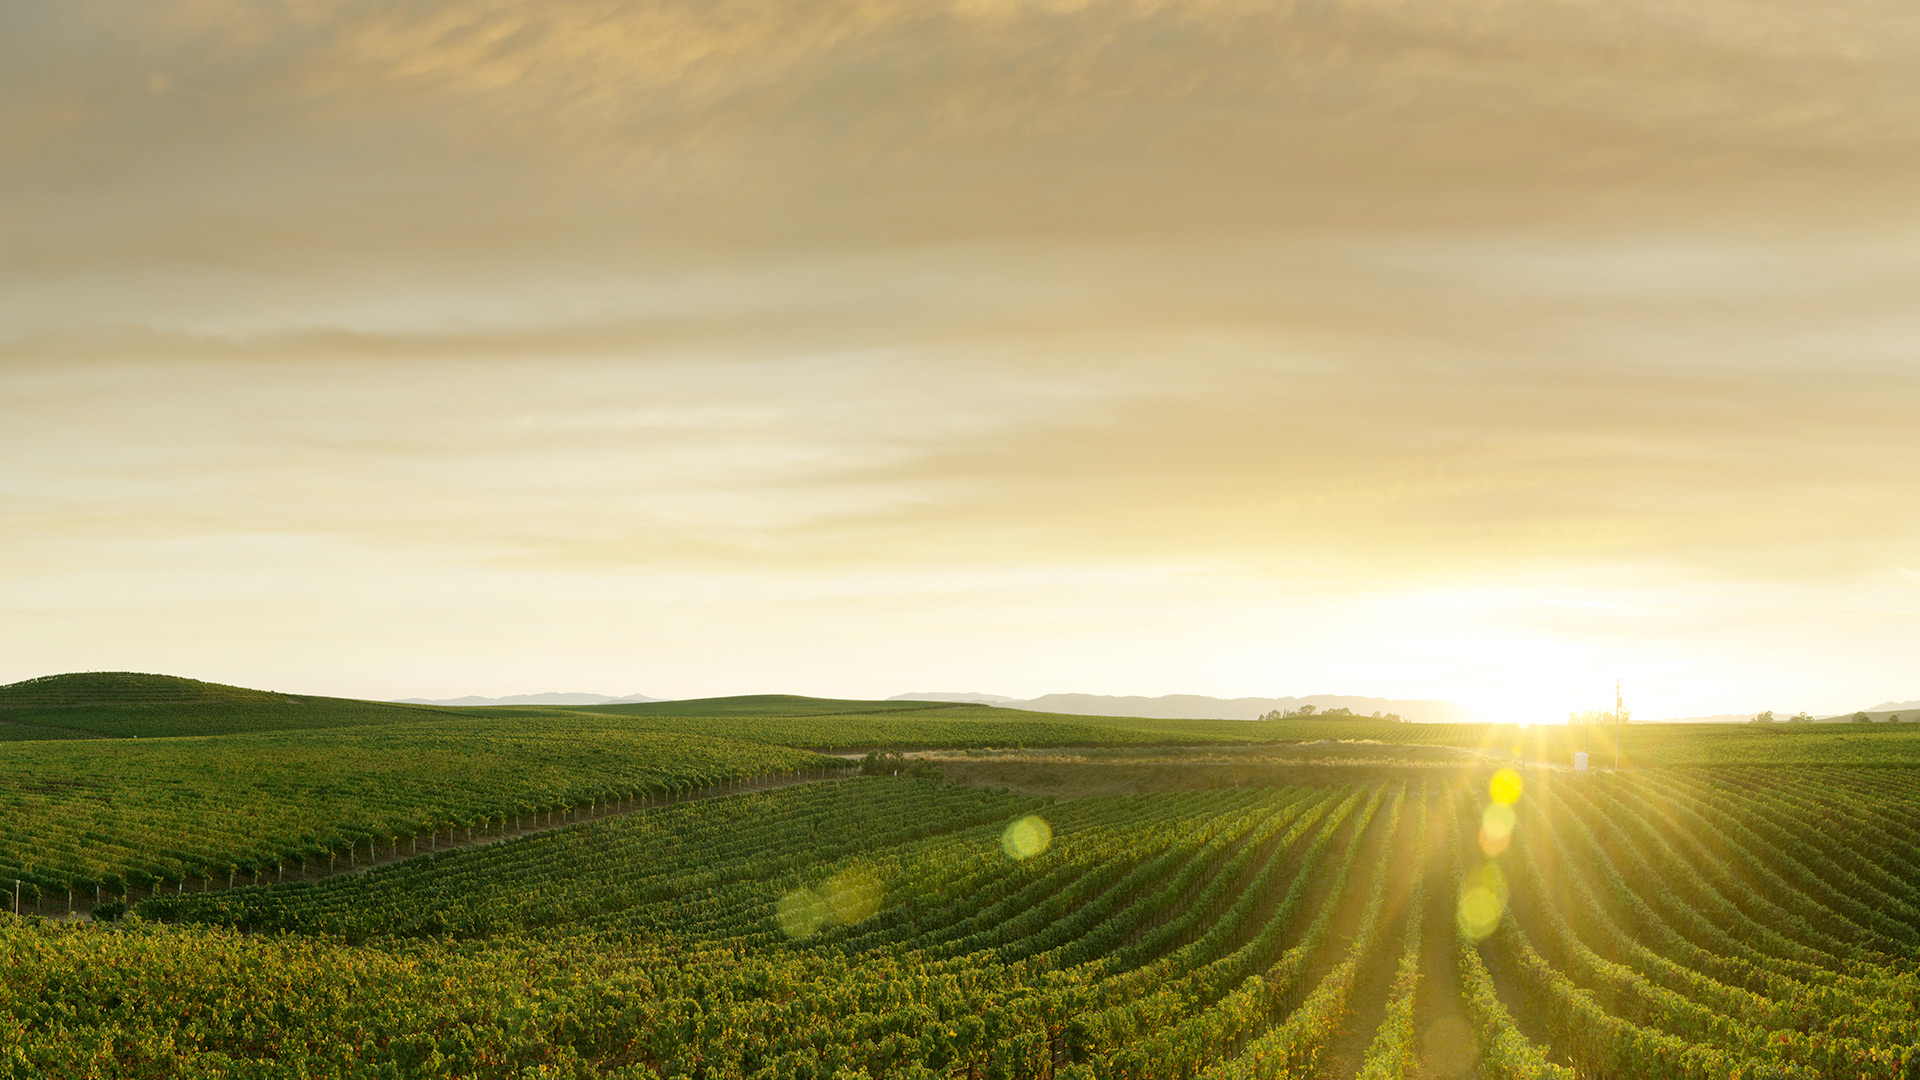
(4, 1, 1918, 1075)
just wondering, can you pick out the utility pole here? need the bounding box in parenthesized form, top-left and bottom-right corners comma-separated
(1614, 678, 1624, 772)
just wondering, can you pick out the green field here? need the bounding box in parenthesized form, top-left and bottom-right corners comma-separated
(6, 672, 1920, 1078)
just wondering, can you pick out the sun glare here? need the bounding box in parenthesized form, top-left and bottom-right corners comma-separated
(1002, 815, 1052, 861)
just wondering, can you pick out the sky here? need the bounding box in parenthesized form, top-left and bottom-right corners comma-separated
(3, 0, 1918, 723)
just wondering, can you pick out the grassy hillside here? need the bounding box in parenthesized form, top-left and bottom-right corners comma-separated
(0, 673, 1284, 744)
(592, 694, 960, 717)
(0, 672, 467, 739)
(567, 701, 1277, 749)
(10, 671, 1920, 765)
(0, 671, 293, 707)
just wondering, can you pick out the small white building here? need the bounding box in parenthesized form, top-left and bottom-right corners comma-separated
(1573, 750, 1589, 772)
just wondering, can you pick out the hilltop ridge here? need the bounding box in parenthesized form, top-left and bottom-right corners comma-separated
(0, 671, 439, 739)
(0, 671, 296, 708)
(396, 691, 660, 707)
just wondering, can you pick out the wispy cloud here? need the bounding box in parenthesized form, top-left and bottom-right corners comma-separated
(1, 0, 1917, 716)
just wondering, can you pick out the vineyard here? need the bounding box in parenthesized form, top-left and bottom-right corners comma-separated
(134, 771, 1920, 1079)
(0, 718, 840, 905)
(6, 674, 1920, 1078)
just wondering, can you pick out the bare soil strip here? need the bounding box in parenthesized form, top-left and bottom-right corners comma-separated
(1269, 785, 1398, 1071)
(1314, 787, 1422, 1078)
(1453, 785, 1572, 1073)
(1411, 787, 1483, 1080)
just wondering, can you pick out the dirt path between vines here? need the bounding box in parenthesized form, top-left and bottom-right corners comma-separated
(1313, 785, 1423, 1078)
(1411, 787, 1483, 1080)
(1468, 795, 1572, 1073)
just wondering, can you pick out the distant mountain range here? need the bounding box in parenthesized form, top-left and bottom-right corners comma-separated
(391, 687, 1920, 722)
(395, 692, 660, 707)
(889, 692, 1019, 705)
(888, 692, 1472, 724)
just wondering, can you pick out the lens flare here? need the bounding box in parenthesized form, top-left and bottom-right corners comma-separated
(1489, 768, 1523, 806)
(824, 867, 882, 925)
(1002, 815, 1052, 861)
(1456, 861, 1508, 942)
(776, 887, 828, 939)
(1480, 801, 1517, 856)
